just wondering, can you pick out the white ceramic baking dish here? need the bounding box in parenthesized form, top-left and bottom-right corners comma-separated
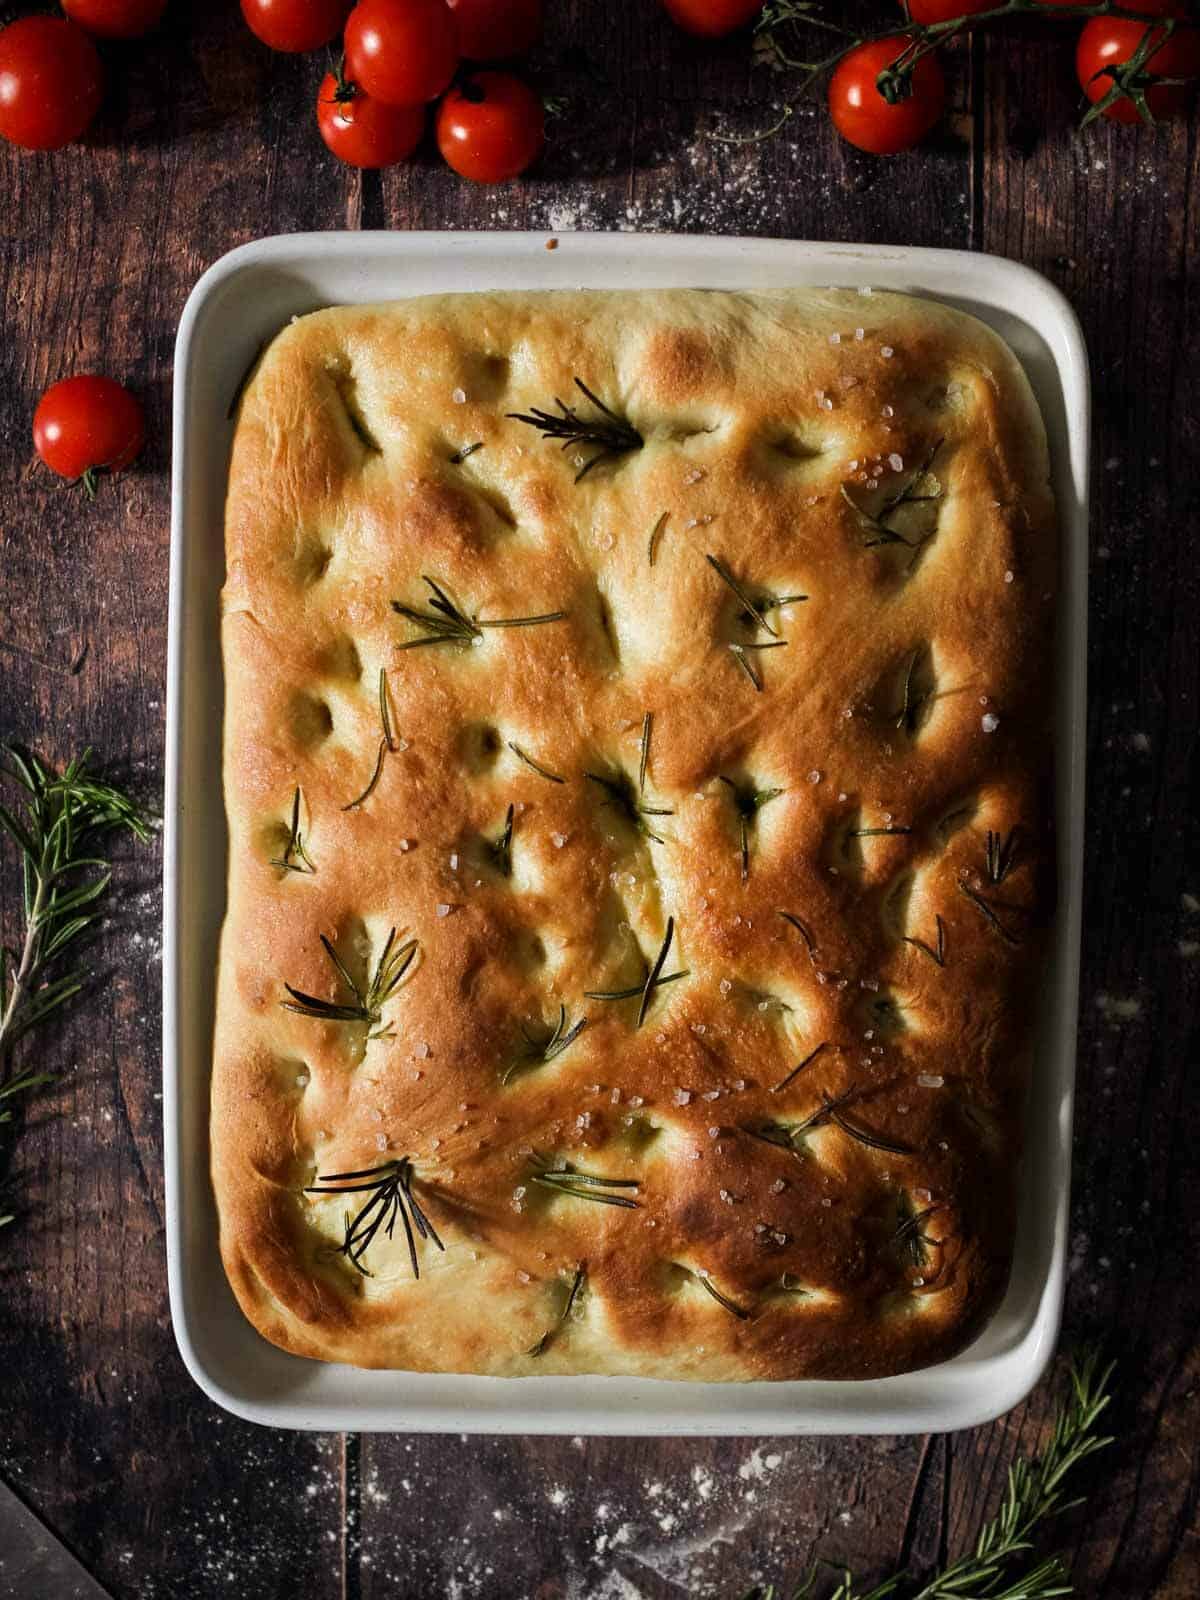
(165, 232, 1088, 1434)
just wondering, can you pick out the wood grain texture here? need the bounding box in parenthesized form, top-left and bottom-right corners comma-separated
(0, 2, 1196, 1597)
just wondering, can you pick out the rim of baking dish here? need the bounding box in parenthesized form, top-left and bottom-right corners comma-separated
(165, 233, 1088, 1435)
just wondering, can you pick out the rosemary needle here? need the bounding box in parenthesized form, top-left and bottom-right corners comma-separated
(343, 668, 396, 812)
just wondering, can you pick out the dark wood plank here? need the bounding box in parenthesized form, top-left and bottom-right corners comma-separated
(0, 8, 354, 1598)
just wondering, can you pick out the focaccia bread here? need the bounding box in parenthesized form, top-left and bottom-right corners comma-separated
(214, 286, 1056, 1380)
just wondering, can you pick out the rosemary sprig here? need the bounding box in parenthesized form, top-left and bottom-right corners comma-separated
(527, 1264, 586, 1357)
(585, 916, 689, 1028)
(307, 1157, 444, 1279)
(502, 1005, 587, 1085)
(771, 1040, 830, 1095)
(282, 927, 417, 1040)
(904, 915, 947, 968)
(392, 575, 566, 650)
(695, 1269, 752, 1321)
(531, 1159, 640, 1209)
(987, 827, 1022, 885)
(585, 762, 674, 845)
(893, 1197, 946, 1271)
(269, 786, 316, 874)
(489, 804, 516, 877)
(343, 668, 396, 811)
(719, 777, 783, 883)
(507, 740, 566, 784)
(695, 1353, 1115, 1600)
(841, 440, 944, 552)
(507, 378, 644, 482)
(0, 747, 148, 1226)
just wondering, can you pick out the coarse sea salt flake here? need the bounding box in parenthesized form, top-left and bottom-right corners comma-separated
(452, 387, 467, 404)
(981, 712, 1000, 733)
(918, 1074, 945, 1088)
(888, 452, 904, 472)
(674, 1089, 692, 1106)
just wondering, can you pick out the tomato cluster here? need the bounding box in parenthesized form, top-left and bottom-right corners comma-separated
(239, 0, 546, 180)
(660, 0, 1200, 155)
(0, 1, 545, 181)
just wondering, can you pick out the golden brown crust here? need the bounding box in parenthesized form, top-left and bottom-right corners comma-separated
(213, 288, 1056, 1379)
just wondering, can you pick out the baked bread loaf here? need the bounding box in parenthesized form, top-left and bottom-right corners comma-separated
(214, 286, 1056, 1379)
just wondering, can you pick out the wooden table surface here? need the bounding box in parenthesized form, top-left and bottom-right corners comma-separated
(1, 4, 1198, 1597)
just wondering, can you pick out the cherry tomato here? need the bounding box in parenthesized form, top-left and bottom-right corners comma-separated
(828, 36, 945, 155)
(316, 69, 424, 166)
(344, 0, 459, 106)
(436, 68, 542, 180)
(904, 0, 990, 20)
(1077, 3, 1200, 124)
(34, 377, 145, 495)
(445, 0, 541, 60)
(61, 0, 168, 40)
(658, 0, 763, 38)
(0, 17, 103, 152)
(239, 0, 351, 53)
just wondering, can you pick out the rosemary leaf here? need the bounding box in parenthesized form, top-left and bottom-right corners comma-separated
(904, 914, 947, 968)
(695, 1270, 752, 1321)
(527, 1264, 587, 1358)
(958, 880, 1022, 947)
(771, 1041, 830, 1095)
(647, 511, 669, 565)
(531, 1160, 640, 1209)
(507, 741, 566, 784)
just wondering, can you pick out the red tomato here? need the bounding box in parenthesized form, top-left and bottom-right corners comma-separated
(239, 0, 351, 53)
(828, 36, 945, 154)
(344, 0, 459, 106)
(0, 18, 103, 152)
(61, 0, 168, 39)
(659, 0, 762, 38)
(316, 70, 424, 166)
(445, 0, 541, 60)
(1077, 4, 1200, 123)
(436, 69, 542, 180)
(904, 0, 990, 20)
(34, 377, 145, 495)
